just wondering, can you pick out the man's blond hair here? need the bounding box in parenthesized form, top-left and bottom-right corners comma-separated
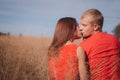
(81, 9, 104, 29)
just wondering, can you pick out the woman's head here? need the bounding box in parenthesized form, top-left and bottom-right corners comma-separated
(54, 17, 81, 42)
(48, 17, 82, 56)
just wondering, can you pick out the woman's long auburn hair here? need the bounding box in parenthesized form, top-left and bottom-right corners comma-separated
(48, 17, 78, 57)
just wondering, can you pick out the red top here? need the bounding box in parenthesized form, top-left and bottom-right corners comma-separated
(48, 44, 79, 80)
(80, 32, 120, 80)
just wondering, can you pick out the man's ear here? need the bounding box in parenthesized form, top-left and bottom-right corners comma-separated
(94, 24, 100, 31)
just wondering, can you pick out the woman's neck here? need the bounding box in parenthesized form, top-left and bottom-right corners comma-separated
(65, 40, 73, 45)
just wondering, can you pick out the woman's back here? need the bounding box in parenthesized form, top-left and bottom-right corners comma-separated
(48, 44, 79, 80)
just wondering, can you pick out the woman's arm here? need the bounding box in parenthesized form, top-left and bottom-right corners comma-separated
(77, 46, 90, 80)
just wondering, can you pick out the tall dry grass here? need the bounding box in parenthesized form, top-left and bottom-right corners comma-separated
(0, 35, 52, 80)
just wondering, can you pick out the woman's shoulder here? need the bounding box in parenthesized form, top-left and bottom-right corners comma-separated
(60, 44, 78, 55)
(62, 44, 78, 49)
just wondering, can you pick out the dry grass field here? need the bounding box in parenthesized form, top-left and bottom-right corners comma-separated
(0, 35, 82, 80)
(0, 35, 52, 80)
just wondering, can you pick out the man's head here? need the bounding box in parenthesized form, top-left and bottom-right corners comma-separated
(80, 9, 104, 39)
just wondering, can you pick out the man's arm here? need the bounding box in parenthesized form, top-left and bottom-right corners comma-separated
(77, 46, 90, 80)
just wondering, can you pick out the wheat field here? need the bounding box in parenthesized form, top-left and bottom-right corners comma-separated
(0, 35, 82, 80)
(0, 35, 53, 80)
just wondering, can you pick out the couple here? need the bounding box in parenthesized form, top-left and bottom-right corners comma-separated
(48, 9, 120, 80)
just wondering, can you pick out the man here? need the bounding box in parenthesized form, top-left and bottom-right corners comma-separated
(80, 9, 120, 80)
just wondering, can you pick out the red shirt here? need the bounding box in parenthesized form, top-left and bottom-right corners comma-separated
(80, 32, 120, 80)
(48, 44, 79, 80)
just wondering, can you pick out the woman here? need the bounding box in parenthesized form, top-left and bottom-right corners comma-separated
(48, 17, 89, 80)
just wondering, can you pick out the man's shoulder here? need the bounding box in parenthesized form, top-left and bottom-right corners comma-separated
(80, 32, 118, 46)
(93, 32, 118, 39)
(104, 32, 119, 40)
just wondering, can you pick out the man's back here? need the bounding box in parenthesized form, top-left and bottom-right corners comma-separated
(80, 32, 120, 80)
